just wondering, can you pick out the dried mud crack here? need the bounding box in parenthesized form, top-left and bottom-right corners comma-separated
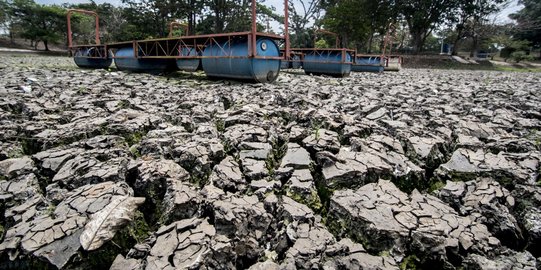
(0, 54, 540, 269)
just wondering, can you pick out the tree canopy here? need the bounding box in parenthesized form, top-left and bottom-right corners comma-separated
(0, 0, 538, 57)
(510, 0, 541, 48)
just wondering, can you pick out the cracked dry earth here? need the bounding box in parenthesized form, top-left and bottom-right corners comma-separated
(0, 53, 540, 270)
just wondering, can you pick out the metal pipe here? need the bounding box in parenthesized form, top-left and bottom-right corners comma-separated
(381, 22, 394, 59)
(67, 9, 100, 48)
(251, 0, 257, 57)
(284, 0, 289, 59)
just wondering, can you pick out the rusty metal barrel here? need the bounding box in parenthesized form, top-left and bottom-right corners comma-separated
(114, 47, 177, 73)
(202, 38, 281, 83)
(73, 48, 112, 69)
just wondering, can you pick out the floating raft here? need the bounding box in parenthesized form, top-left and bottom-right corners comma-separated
(69, 32, 284, 83)
(293, 48, 353, 77)
(114, 47, 177, 73)
(384, 55, 402, 72)
(352, 56, 384, 73)
(73, 47, 112, 69)
(202, 37, 280, 83)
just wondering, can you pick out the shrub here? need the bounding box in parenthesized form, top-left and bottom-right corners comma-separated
(510, 51, 535, 63)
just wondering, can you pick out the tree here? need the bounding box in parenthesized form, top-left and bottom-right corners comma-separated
(322, 0, 397, 52)
(489, 23, 531, 60)
(0, 0, 8, 30)
(510, 0, 541, 49)
(398, 0, 457, 53)
(447, 0, 507, 56)
(288, 0, 322, 47)
(0, 0, 13, 41)
(323, 0, 369, 49)
(9, 0, 66, 50)
(363, 0, 397, 53)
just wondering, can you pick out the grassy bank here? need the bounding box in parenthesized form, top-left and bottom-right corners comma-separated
(402, 54, 541, 72)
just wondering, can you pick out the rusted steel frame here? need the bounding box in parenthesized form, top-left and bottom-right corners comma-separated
(301, 59, 350, 64)
(67, 9, 101, 56)
(355, 53, 386, 66)
(168, 21, 189, 37)
(248, 34, 252, 58)
(381, 22, 395, 59)
(165, 40, 182, 56)
(103, 41, 133, 48)
(210, 36, 231, 57)
(132, 41, 137, 58)
(136, 31, 249, 42)
(290, 48, 354, 52)
(140, 55, 282, 60)
(136, 42, 146, 57)
(284, 0, 290, 59)
(70, 45, 107, 58)
(178, 39, 194, 57)
(298, 48, 354, 64)
(251, 0, 257, 57)
(100, 31, 282, 52)
(156, 41, 169, 56)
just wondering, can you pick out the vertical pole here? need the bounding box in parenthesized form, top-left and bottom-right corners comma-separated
(67, 11, 72, 48)
(251, 0, 257, 57)
(382, 24, 389, 59)
(95, 13, 100, 45)
(284, 0, 289, 58)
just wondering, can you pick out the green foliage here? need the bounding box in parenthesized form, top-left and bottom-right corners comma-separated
(445, 0, 507, 55)
(399, 0, 455, 53)
(0, 0, 9, 30)
(315, 177, 333, 216)
(9, 0, 66, 50)
(7, 147, 23, 158)
(45, 204, 56, 218)
(20, 137, 41, 155)
(400, 255, 420, 270)
(124, 131, 144, 146)
(215, 119, 225, 133)
(0, 0, 535, 56)
(510, 0, 541, 47)
(429, 180, 446, 193)
(314, 39, 329, 48)
(129, 145, 141, 158)
(126, 211, 151, 243)
(510, 51, 535, 63)
(323, 0, 370, 49)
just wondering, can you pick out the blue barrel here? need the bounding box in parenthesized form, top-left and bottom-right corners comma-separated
(202, 38, 280, 83)
(114, 47, 177, 73)
(303, 51, 351, 77)
(291, 55, 302, 69)
(74, 48, 112, 69)
(176, 47, 201, 72)
(352, 56, 384, 72)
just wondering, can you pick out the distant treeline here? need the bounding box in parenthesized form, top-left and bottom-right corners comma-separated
(0, 0, 539, 57)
